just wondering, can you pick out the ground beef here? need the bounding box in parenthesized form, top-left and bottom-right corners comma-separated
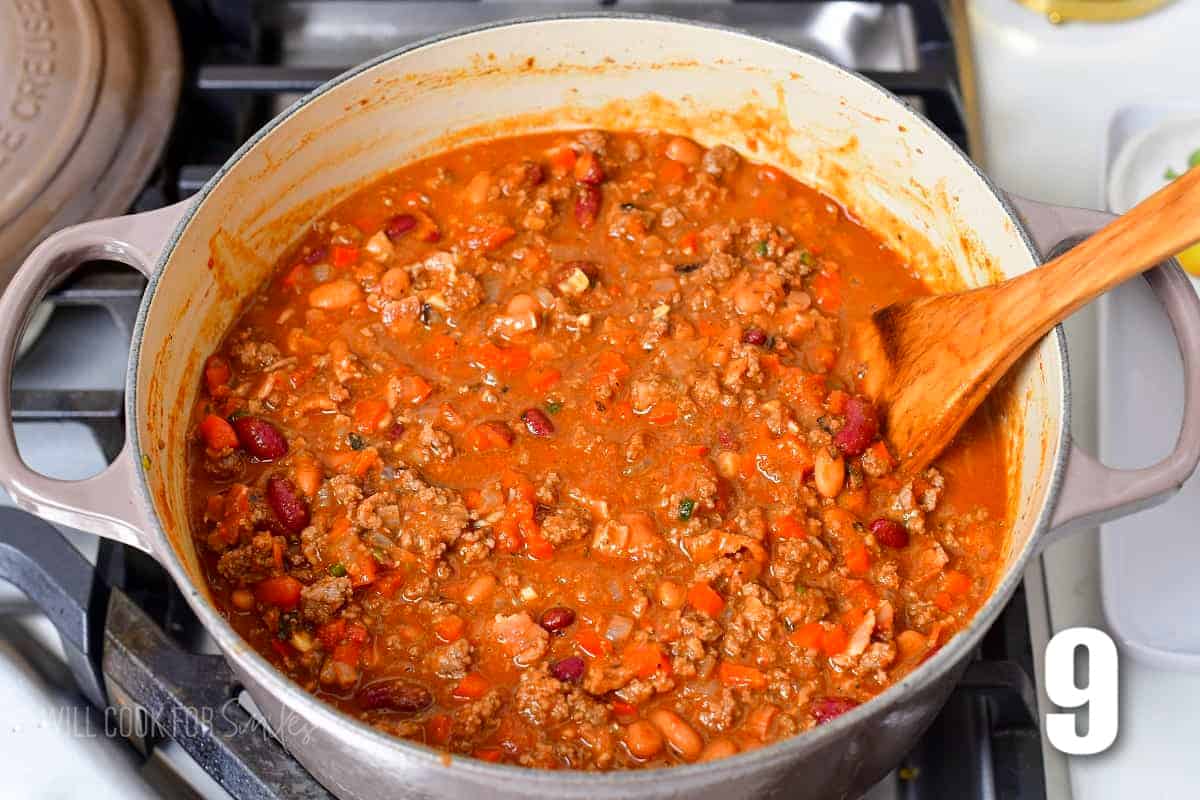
(701, 145, 740, 178)
(721, 587, 776, 659)
(697, 687, 738, 731)
(534, 471, 562, 505)
(201, 450, 244, 481)
(581, 659, 635, 696)
(231, 339, 280, 370)
(540, 506, 590, 546)
(514, 668, 609, 727)
(771, 535, 832, 583)
(452, 690, 503, 741)
(416, 422, 455, 462)
(776, 587, 830, 627)
(216, 533, 283, 584)
(432, 638, 473, 679)
(390, 470, 469, 559)
(300, 576, 352, 624)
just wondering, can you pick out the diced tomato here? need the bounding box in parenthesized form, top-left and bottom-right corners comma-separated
(659, 159, 688, 184)
(610, 699, 638, 723)
(473, 747, 504, 763)
(452, 672, 490, 700)
(646, 401, 678, 426)
(318, 619, 347, 650)
(846, 542, 872, 575)
(395, 374, 433, 405)
(595, 350, 631, 380)
(467, 422, 514, 452)
(427, 714, 452, 745)
(198, 414, 239, 451)
(718, 661, 768, 689)
(821, 625, 848, 656)
(435, 615, 467, 643)
(269, 639, 296, 660)
(826, 390, 849, 414)
(331, 245, 360, 268)
(371, 571, 405, 599)
(353, 399, 389, 432)
(204, 355, 231, 397)
(944, 570, 972, 596)
(528, 366, 562, 394)
(790, 622, 825, 650)
(547, 146, 577, 176)
(494, 516, 523, 554)
(678, 231, 700, 256)
(811, 271, 842, 313)
(574, 627, 612, 658)
(281, 263, 305, 289)
(686, 582, 725, 617)
(254, 576, 302, 611)
(479, 225, 517, 252)
(772, 514, 807, 540)
(348, 551, 378, 587)
(471, 342, 531, 374)
(933, 591, 955, 612)
(622, 643, 671, 679)
(524, 530, 555, 561)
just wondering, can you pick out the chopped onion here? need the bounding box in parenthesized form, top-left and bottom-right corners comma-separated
(604, 614, 634, 643)
(533, 287, 556, 309)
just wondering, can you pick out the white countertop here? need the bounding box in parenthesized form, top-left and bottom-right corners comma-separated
(967, 0, 1200, 795)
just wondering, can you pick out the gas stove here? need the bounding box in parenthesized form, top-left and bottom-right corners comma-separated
(0, 2, 1046, 798)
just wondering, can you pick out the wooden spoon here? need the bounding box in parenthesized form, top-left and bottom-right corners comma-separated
(856, 167, 1200, 474)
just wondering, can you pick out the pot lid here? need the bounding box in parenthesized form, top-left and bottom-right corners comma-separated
(0, 0, 181, 286)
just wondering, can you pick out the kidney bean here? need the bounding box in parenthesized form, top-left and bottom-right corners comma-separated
(812, 696, 859, 724)
(550, 656, 585, 683)
(833, 396, 879, 457)
(575, 185, 601, 228)
(521, 408, 555, 437)
(233, 416, 288, 460)
(357, 680, 433, 713)
(870, 518, 909, 548)
(741, 327, 768, 346)
(539, 606, 576, 634)
(266, 476, 309, 534)
(384, 213, 417, 239)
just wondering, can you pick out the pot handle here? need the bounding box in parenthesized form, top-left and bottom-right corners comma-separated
(0, 202, 190, 553)
(1006, 193, 1200, 535)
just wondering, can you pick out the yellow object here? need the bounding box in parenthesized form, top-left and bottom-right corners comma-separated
(1013, 0, 1175, 23)
(1178, 242, 1200, 276)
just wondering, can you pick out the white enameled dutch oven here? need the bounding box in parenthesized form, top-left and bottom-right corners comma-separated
(2, 16, 1198, 800)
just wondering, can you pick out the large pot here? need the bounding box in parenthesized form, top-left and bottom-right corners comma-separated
(1, 16, 1198, 800)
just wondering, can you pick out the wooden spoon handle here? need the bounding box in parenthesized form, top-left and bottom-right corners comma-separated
(997, 167, 1200, 331)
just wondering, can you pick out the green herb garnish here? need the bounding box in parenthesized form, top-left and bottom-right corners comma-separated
(546, 400, 564, 415)
(755, 240, 769, 257)
(799, 251, 815, 267)
(348, 432, 366, 450)
(1166, 167, 1182, 180)
(328, 563, 348, 577)
(678, 498, 696, 521)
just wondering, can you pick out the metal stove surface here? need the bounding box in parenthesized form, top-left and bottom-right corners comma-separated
(0, 2, 1037, 798)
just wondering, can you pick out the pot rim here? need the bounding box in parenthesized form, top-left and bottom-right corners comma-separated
(126, 12, 1070, 786)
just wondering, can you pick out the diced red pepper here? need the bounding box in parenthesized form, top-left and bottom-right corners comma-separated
(198, 414, 239, 451)
(254, 576, 302, 611)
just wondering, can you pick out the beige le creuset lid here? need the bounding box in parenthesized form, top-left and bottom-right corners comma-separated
(0, 0, 182, 291)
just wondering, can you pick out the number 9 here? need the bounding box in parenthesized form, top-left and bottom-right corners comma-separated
(1044, 627, 1118, 755)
